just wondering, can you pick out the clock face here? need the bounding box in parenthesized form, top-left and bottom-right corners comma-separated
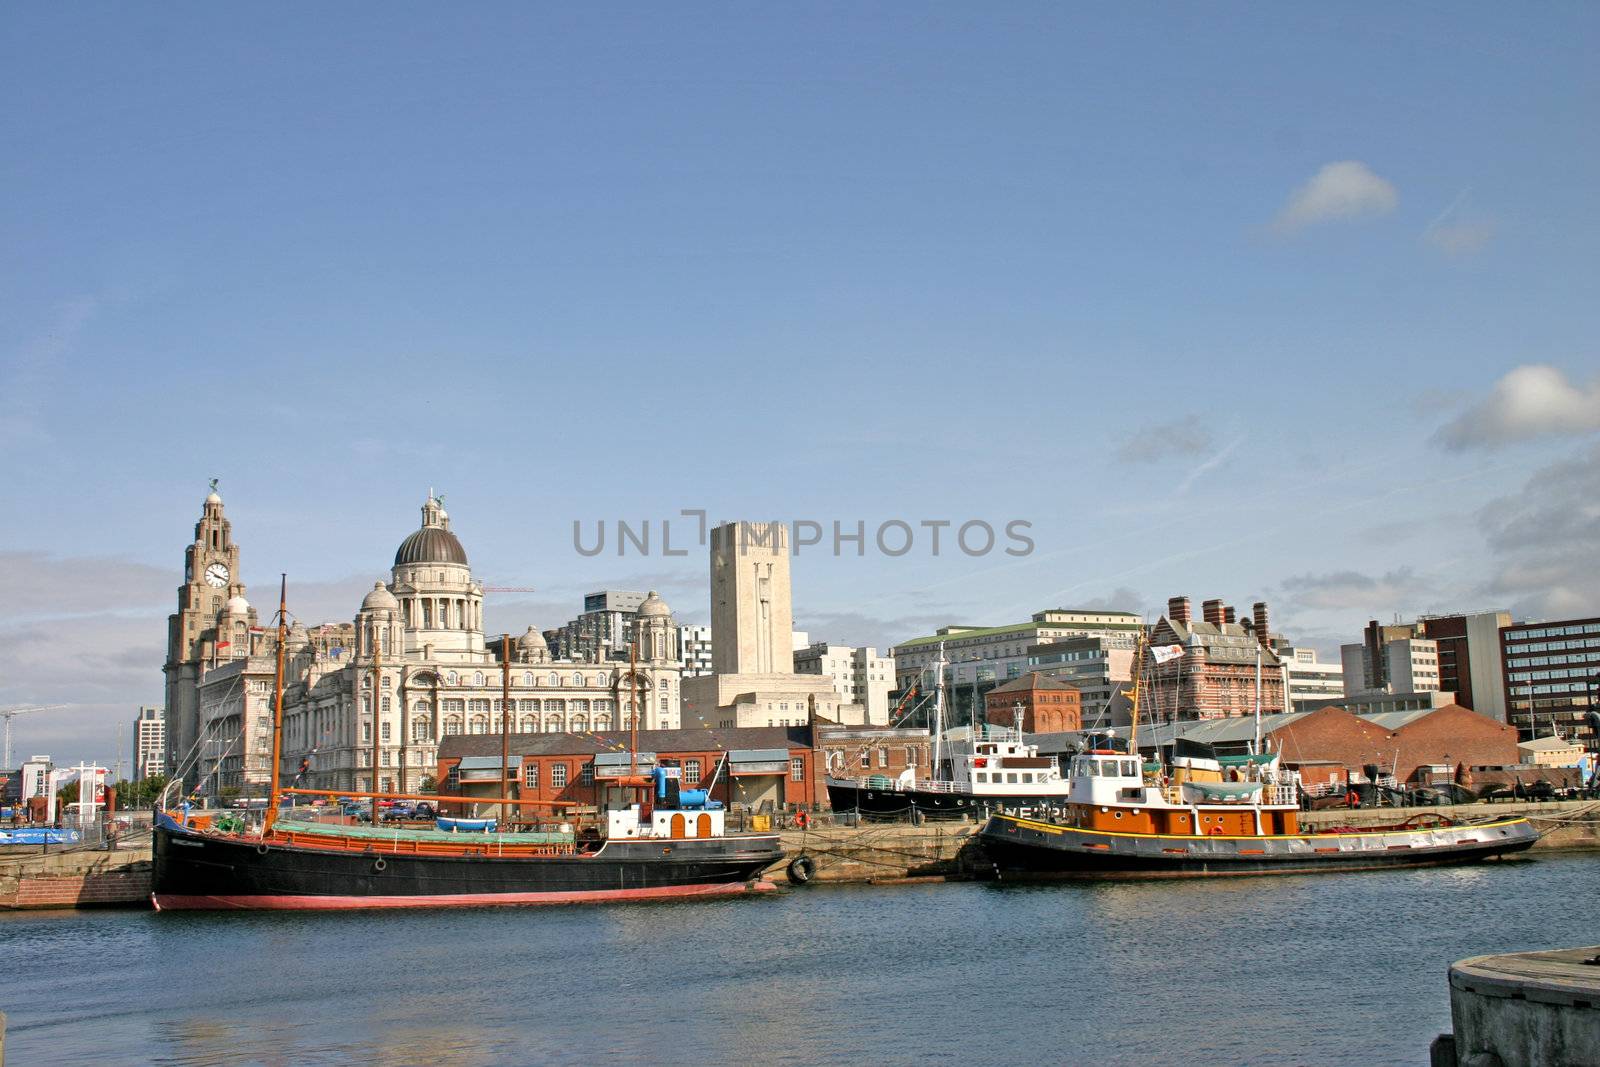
(204, 563, 230, 588)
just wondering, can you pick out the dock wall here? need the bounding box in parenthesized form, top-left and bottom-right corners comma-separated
(0, 847, 152, 909)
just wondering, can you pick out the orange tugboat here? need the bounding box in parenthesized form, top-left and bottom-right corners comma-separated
(981, 634, 1537, 877)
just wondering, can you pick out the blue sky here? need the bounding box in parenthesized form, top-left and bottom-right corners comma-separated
(3, 4, 1597, 767)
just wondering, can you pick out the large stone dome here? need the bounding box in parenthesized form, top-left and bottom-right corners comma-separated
(637, 591, 671, 617)
(394, 494, 469, 566)
(393, 526, 469, 566)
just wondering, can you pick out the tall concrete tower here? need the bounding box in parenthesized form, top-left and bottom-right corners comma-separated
(710, 521, 794, 676)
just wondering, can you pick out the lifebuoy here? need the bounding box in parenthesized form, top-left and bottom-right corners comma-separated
(373, 857, 387, 872)
(786, 855, 816, 885)
(795, 811, 810, 829)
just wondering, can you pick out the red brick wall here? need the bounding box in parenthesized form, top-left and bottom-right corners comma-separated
(438, 746, 820, 814)
(986, 683, 1082, 733)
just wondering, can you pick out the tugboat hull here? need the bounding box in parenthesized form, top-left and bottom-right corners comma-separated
(980, 813, 1539, 878)
(153, 821, 783, 910)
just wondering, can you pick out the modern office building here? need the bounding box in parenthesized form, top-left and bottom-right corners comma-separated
(1499, 616, 1600, 742)
(679, 624, 714, 677)
(548, 590, 648, 661)
(1341, 636, 1440, 696)
(892, 609, 1144, 691)
(1278, 646, 1346, 710)
(793, 643, 896, 725)
(132, 705, 166, 781)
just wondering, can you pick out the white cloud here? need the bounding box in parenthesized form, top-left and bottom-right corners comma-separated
(1435, 364, 1600, 450)
(1273, 161, 1399, 233)
(1478, 443, 1600, 619)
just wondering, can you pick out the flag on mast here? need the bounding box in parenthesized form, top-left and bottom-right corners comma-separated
(1150, 644, 1184, 664)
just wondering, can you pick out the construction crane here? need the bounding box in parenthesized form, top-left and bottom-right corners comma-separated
(482, 586, 538, 594)
(2, 704, 66, 768)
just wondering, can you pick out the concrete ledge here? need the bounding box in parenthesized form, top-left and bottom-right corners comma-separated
(1446, 946, 1600, 1067)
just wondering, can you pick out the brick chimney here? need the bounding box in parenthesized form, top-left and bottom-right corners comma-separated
(1202, 599, 1226, 627)
(1253, 601, 1270, 647)
(1167, 596, 1191, 626)
(1223, 606, 1237, 625)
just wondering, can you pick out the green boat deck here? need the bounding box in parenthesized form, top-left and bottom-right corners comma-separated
(274, 820, 575, 846)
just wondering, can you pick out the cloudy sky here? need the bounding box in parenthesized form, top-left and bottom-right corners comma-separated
(2, 5, 1596, 767)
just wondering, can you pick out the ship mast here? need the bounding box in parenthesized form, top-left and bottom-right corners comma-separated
(263, 574, 287, 835)
(931, 642, 946, 780)
(1127, 626, 1147, 757)
(371, 612, 382, 826)
(501, 633, 512, 828)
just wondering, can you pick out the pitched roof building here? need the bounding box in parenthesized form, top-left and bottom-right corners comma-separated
(1147, 596, 1285, 722)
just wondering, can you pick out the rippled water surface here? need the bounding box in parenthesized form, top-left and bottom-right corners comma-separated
(3, 853, 1597, 1066)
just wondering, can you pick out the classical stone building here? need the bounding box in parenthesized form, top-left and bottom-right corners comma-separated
(164, 491, 685, 796)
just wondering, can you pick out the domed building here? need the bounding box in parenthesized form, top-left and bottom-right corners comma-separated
(172, 491, 686, 798)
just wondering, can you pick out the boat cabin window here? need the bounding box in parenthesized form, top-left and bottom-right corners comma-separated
(975, 772, 987, 783)
(1122, 760, 1137, 777)
(1022, 773, 1033, 783)
(1006, 773, 1018, 784)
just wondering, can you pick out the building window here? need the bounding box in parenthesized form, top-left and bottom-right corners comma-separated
(685, 759, 701, 783)
(790, 757, 804, 782)
(523, 763, 538, 788)
(381, 722, 391, 741)
(446, 765, 461, 789)
(877, 749, 887, 768)
(523, 673, 534, 686)
(859, 750, 870, 769)
(549, 673, 560, 686)
(573, 674, 586, 687)
(580, 762, 593, 785)
(551, 763, 568, 788)
(473, 672, 485, 687)
(362, 723, 372, 742)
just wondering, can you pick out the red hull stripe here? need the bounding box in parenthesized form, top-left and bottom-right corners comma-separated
(152, 880, 776, 912)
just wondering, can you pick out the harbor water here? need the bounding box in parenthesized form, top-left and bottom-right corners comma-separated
(3, 852, 1597, 1066)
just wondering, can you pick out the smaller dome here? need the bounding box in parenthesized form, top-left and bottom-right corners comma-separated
(206, 491, 222, 504)
(224, 595, 250, 614)
(637, 591, 671, 617)
(517, 626, 547, 650)
(361, 581, 399, 612)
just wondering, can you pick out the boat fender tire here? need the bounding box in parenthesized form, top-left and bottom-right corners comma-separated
(256, 844, 270, 855)
(373, 857, 387, 873)
(786, 855, 816, 886)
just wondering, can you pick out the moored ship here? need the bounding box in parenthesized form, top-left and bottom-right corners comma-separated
(980, 750, 1537, 877)
(152, 577, 782, 911)
(825, 641, 1073, 820)
(980, 632, 1538, 877)
(825, 726, 1071, 820)
(152, 767, 783, 910)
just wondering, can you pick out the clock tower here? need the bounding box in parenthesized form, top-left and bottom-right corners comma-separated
(163, 484, 247, 777)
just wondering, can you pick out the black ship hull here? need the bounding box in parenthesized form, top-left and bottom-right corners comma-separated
(979, 813, 1539, 878)
(825, 777, 1067, 821)
(152, 818, 784, 910)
